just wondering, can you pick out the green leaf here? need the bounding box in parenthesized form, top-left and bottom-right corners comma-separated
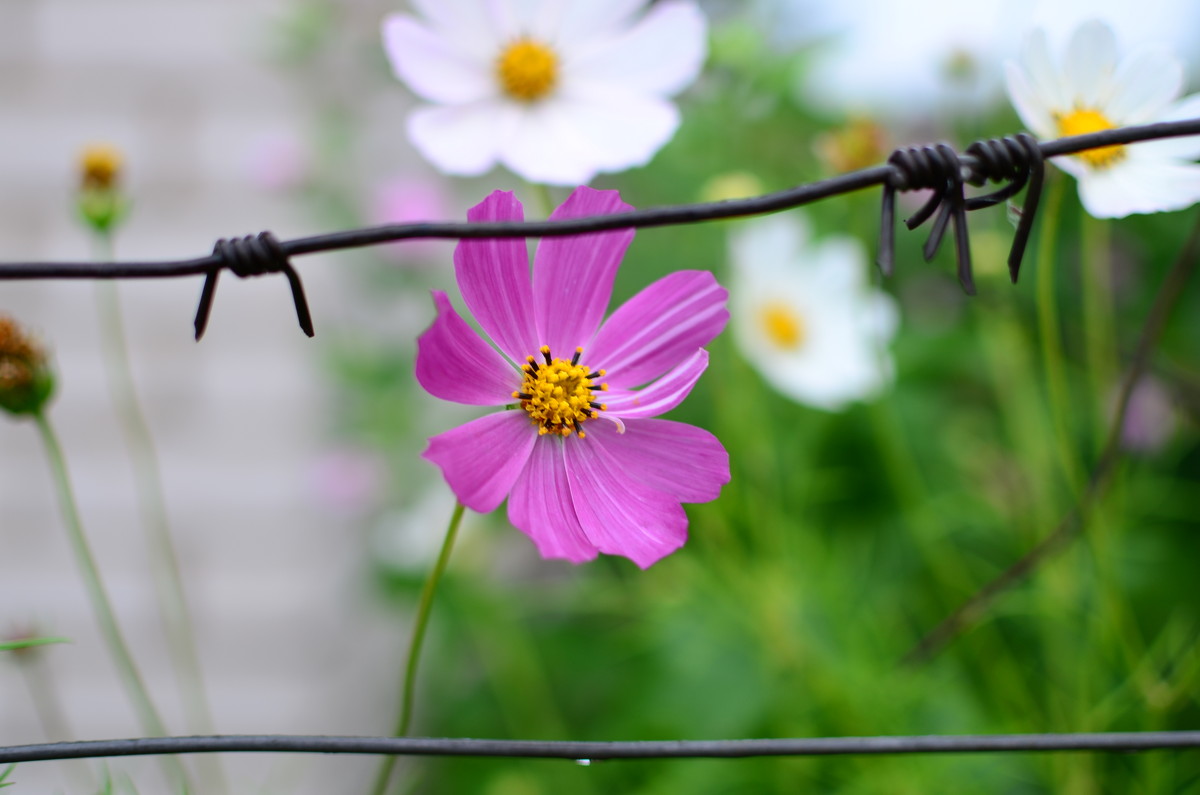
(0, 636, 70, 653)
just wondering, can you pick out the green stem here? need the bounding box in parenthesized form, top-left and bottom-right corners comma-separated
(1034, 174, 1083, 492)
(369, 500, 466, 795)
(92, 231, 225, 794)
(32, 410, 191, 793)
(526, 181, 555, 218)
(1080, 213, 1117, 451)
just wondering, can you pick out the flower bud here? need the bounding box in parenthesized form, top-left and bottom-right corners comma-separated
(0, 315, 55, 416)
(76, 143, 129, 233)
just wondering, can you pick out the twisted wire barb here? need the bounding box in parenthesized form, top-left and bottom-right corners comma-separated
(0, 118, 1196, 338)
(1, 731, 1199, 765)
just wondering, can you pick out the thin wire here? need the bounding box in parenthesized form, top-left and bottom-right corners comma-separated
(0, 118, 1196, 280)
(1, 731, 1199, 764)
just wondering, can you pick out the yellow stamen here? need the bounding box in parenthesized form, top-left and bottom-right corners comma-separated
(515, 346, 606, 438)
(760, 302, 806, 350)
(496, 39, 558, 102)
(1056, 108, 1125, 168)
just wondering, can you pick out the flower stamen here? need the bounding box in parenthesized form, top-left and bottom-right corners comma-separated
(513, 346, 607, 438)
(496, 38, 558, 102)
(760, 302, 806, 350)
(1056, 108, 1125, 168)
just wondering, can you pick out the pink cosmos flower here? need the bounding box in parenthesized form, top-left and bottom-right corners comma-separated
(416, 186, 730, 568)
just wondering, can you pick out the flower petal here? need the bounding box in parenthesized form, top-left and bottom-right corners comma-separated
(1063, 19, 1116, 107)
(410, 0, 505, 52)
(550, 0, 649, 49)
(495, 101, 604, 185)
(1078, 158, 1200, 218)
(382, 15, 494, 104)
(455, 190, 541, 362)
(1139, 93, 1200, 160)
(1019, 27, 1067, 113)
(507, 436, 598, 564)
(533, 187, 634, 356)
(587, 418, 728, 503)
(407, 101, 519, 177)
(1105, 46, 1183, 124)
(603, 349, 709, 419)
(423, 411, 536, 513)
(563, 434, 688, 568)
(566, 0, 707, 96)
(1004, 61, 1055, 138)
(547, 88, 682, 173)
(590, 271, 727, 389)
(415, 291, 519, 406)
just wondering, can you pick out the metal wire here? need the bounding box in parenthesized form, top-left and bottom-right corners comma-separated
(1, 731, 1198, 765)
(0, 117, 1195, 338)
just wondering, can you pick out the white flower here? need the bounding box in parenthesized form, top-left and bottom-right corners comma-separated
(381, 0, 707, 186)
(1005, 19, 1200, 218)
(728, 214, 898, 411)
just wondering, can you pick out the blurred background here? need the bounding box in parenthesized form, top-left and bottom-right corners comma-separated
(1, 0, 1200, 792)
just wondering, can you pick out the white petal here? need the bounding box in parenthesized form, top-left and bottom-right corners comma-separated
(549, 87, 681, 172)
(566, 1, 707, 97)
(407, 101, 519, 176)
(496, 101, 600, 185)
(410, 0, 504, 52)
(550, 0, 650, 49)
(1077, 158, 1200, 218)
(1106, 46, 1183, 124)
(383, 15, 494, 104)
(1138, 93, 1200, 160)
(1063, 19, 1117, 107)
(1005, 61, 1056, 138)
(1020, 27, 1068, 112)
(730, 214, 807, 279)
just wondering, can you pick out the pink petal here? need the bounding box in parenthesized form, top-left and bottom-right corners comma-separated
(422, 412, 536, 513)
(589, 271, 727, 389)
(455, 191, 540, 362)
(586, 419, 728, 503)
(415, 291, 519, 406)
(563, 435, 688, 568)
(602, 349, 709, 420)
(533, 187, 634, 357)
(507, 436, 598, 564)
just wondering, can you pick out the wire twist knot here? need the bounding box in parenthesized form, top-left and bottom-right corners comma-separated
(877, 133, 1044, 291)
(193, 231, 314, 341)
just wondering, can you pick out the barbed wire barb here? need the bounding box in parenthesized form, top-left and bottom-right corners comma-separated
(0, 118, 1196, 338)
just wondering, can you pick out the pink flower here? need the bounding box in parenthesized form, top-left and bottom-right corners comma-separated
(416, 186, 730, 568)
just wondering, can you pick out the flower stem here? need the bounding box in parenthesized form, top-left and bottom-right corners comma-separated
(1080, 212, 1117, 452)
(905, 209, 1200, 664)
(32, 410, 192, 793)
(368, 499, 466, 795)
(1034, 174, 1083, 492)
(91, 230, 226, 793)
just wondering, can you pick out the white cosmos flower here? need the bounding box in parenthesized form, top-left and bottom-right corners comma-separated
(382, 0, 707, 186)
(728, 214, 899, 411)
(1005, 18, 1200, 218)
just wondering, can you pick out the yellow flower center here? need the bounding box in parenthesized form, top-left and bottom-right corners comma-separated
(760, 302, 806, 350)
(79, 143, 123, 190)
(496, 38, 558, 102)
(1055, 108, 1125, 168)
(513, 346, 608, 438)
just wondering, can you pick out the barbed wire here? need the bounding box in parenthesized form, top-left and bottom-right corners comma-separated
(0, 119, 1197, 339)
(2, 731, 1198, 765)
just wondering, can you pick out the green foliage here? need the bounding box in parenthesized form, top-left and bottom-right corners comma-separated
(294, 7, 1200, 793)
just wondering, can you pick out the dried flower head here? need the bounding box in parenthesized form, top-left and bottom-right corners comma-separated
(0, 316, 54, 416)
